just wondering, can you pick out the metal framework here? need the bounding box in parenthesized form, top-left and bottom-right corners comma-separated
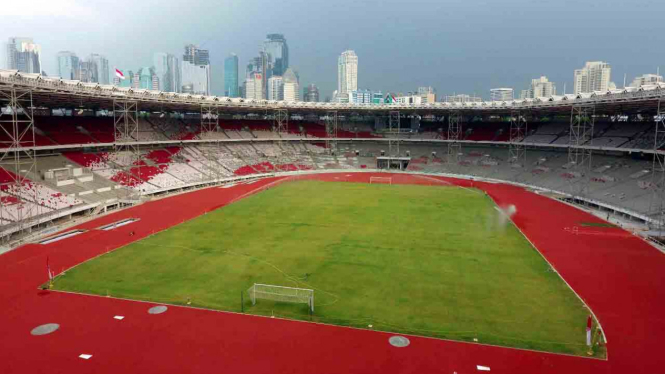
(388, 111, 400, 156)
(650, 99, 665, 232)
(274, 109, 288, 135)
(447, 111, 462, 163)
(0, 87, 39, 239)
(567, 104, 595, 198)
(509, 110, 527, 166)
(325, 111, 338, 154)
(200, 104, 219, 134)
(113, 99, 140, 199)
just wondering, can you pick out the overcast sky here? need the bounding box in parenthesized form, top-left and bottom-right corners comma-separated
(1, 0, 664, 98)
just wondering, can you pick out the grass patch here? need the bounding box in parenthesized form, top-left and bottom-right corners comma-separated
(54, 180, 599, 356)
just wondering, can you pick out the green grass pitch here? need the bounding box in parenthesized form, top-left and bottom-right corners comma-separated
(54, 180, 593, 356)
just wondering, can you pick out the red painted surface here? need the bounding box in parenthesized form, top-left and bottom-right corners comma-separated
(1, 172, 664, 374)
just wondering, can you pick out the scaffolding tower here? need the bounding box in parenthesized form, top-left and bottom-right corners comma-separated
(200, 104, 219, 134)
(325, 111, 338, 154)
(388, 111, 400, 156)
(0, 87, 39, 240)
(113, 99, 140, 200)
(509, 110, 527, 167)
(650, 99, 665, 233)
(567, 104, 595, 199)
(447, 111, 462, 163)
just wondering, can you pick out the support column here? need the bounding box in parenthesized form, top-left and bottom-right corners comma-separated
(447, 111, 462, 164)
(0, 87, 38, 240)
(509, 110, 527, 167)
(389, 111, 400, 157)
(650, 99, 665, 233)
(325, 111, 338, 155)
(567, 104, 595, 198)
(113, 99, 140, 199)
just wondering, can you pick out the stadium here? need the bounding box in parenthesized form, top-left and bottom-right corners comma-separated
(0, 70, 664, 373)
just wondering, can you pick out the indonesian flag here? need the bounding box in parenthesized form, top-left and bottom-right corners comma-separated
(586, 315, 592, 346)
(115, 68, 126, 80)
(46, 256, 53, 282)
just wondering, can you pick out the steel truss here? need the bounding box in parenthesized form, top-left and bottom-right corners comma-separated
(200, 104, 219, 134)
(113, 99, 141, 199)
(568, 104, 595, 198)
(509, 110, 527, 167)
(447, 111, 462, 163)
(388, 111, 400, 156)
(325, 111, 338, 155)
(0, 87, 39, 240)
(650, 99, 665, 233)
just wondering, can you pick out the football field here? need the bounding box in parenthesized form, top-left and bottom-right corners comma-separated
(53, 180, 592, 356)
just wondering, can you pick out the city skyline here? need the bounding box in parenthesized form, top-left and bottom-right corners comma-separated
(2, 0, 664, 99)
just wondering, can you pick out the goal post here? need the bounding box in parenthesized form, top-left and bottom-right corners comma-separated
(370, 176, 392, 185)
(247, 283, 314, 313)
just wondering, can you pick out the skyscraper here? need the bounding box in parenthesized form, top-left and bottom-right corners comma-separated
(267, 75, 283, 100)
(56, 51, 79, 80)
(521, 76, 556, 99)
(181, 44, 211, 95)
(574, 61, 611, 94)
(304, 84, 319, 102)
(282, 68, 300, 102)
(337, 50, 358, 101)
(154, 53, 181, 92)
(6, 37, 41, 74)
(245, 72, 264, 100)
(224, 53, 239, 97)
(264, 34, 289, 77)
(88, 54, 109, 84)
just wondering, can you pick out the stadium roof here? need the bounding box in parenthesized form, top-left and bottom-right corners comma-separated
(1, 69, 664, 116)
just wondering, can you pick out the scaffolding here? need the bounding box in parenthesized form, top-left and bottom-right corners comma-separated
(113, 99, 140, 200)
(325, 111, 338, 155)
(0, 87, 39, 240)
(447, 111, 462, 163)
(388, 111, 400, 156)
(509, 110, 527, 167)
(200, 104, 219, 134)
(650, 99, 665, 233)
(567, 104, 595, 199)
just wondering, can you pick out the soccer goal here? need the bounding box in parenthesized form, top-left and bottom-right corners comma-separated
(369, 176, 392, 185)
(247, 283, 314, 312)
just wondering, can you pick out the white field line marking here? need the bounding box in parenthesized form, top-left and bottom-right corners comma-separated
(79, 354, 92, 360)
(477, 365, 490, 371)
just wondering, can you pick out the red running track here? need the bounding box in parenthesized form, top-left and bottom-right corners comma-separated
(1, 172, 664, 374)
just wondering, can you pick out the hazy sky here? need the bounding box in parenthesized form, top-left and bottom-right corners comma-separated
(2, 0, 664, 98)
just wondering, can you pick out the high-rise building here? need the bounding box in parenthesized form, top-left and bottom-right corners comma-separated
(264, 34, 289, 78)
(181, 44, 211, 95)
(56, 51, 79, 80)
(303, 84, 319, 102)
(267, 76, 283, 100)
(417, 86, 436, 103)
(78, 61, 94, 83)
(245, 72, 264, 100)
(88, 54, 109, 84)
(490, 88, 514, 101)
(6, 37, 41, 74)
(337, 50, 358, 101)
(282, 68, 300, 102)
(443, 94, 482, 103)
(154, 53, 181, 92)
(224, 53, 239, 97)
(521, 76, 556, 99)
(574, 61, 611, 94)
(630, 73, 663, 88)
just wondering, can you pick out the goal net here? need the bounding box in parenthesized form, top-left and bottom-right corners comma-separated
(247, 283, 314, 312)
(369, 176, 392, 184)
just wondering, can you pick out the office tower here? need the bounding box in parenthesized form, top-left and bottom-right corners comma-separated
(282, 68, 300, 102)
(181, 44, 211, 95)
(245, 72, 264, 100)
(56, 51, 79, 80)
(6, 37, 41, 74)
(337, 50, 358, 100)
(304, 84, 319, 102)
(267, 75, 284, 100)
(154, 53, 181, 92)
(490, 88, 514, 101)
(521, 76, 556, 99)
(574, 61, 611, 94)
(264, 33, 289, 78)
(86, 54, 109, 84)
(224, 53, 239, 97)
